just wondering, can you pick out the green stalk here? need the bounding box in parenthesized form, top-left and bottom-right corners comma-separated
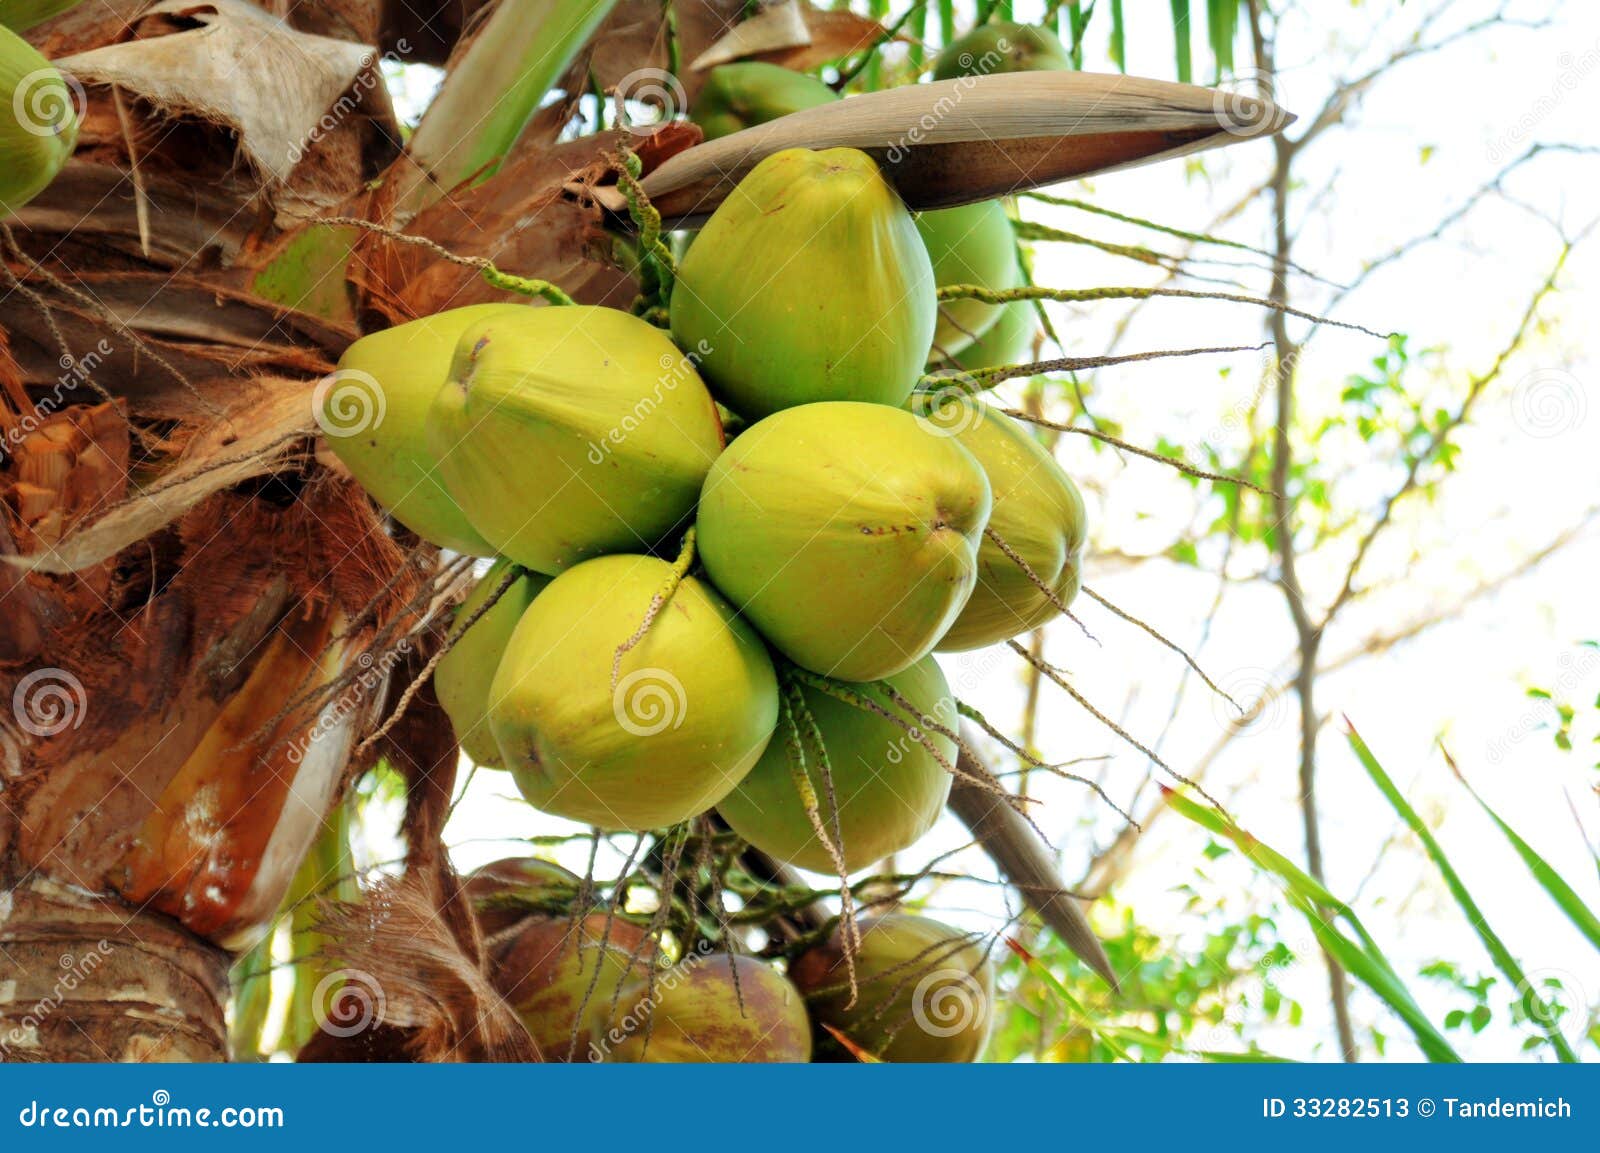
(400, 0, 619, 210)
(1109, 0, 1126, 72)
(1347, 725, 1579, 1061)
(1169, 0, 1192, 83)
(283, 801, 358, 1056)
(227, 930, 276, 1061)
(1166, 789, 1461, 1062)
(1442, 747, 1600, 956)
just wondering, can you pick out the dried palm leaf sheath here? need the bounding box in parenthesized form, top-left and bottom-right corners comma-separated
(603, 72, 1292, 227)
(949, 734, 1118, 991)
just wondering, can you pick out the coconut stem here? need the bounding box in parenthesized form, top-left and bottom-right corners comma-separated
(615, 142, 676, 319)
(610, 527, 696, 690)
(478, 265, 577, 306)
(290, 214, 576, 305)
(936, 281, 1388, 340)
(954, 699, 1138, 827)
(779, 683, 859, 1006)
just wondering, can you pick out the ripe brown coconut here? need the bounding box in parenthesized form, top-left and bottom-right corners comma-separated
(791, 914, 995, 1062)
(492, 913, 655, 1062)
(593, 953, 811, 1063)
(465, 857, 582, 938)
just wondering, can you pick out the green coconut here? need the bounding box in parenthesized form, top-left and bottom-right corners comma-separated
(932, 20, 1073, 81)
(428, 306, 725, 575)
(324, 304, 528, 555)
(492, 913, 654, 1061)
(1, 25, 78, 216)
(911, 399, 1086, 651)
(594, 953, 811, 1063)
(691, 62, 839, 140)
(669, 147, 935, 420)
(697, 402, 991, 682)
(937, 300, 1037, 374)
(718, 655, 955, 874)
(465, 856, 581, 936)
(791, 914, 995, 1062)
(916, 200, 1022, 361)
(435, 561, 550, 768)
(489, 553, 779, 830)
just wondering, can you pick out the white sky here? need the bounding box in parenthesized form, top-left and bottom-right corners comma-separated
(390, 1, 1600, 1062)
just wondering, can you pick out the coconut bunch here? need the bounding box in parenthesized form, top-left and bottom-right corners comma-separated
(323, 140, 1087, 895)
(468, 855, 997, 1063)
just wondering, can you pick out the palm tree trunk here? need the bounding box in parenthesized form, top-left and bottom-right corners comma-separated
(0, 879, 229, 1061)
